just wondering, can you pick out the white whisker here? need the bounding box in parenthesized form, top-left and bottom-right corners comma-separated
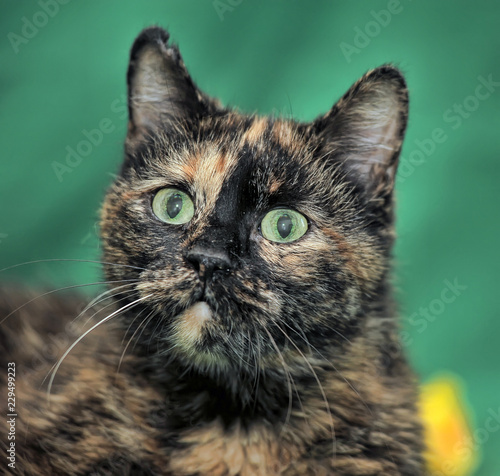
(273, 322, 336, 457)
(0, 258, 147, 273)
(79, 294, 134, 331)
(281, 320, 371, 417)
(74, 282, 139, 324)
(261, 326, 294, 436)
(0, 279, 140, 325)
(117, 308, 156, 374)
(45, 294, 152, 401)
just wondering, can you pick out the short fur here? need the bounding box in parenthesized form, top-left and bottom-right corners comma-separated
(0, 27, 424, 475)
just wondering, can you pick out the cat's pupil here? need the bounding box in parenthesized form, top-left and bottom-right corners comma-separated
(277, 214, 293, 238)
(167, 193, 183, 218)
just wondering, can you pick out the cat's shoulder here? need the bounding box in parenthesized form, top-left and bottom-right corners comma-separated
(0, 288, 169, 474)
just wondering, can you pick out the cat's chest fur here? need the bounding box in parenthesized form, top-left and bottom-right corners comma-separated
(4, 297, 420, 475)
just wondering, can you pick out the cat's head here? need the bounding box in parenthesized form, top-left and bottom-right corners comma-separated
(100, 27, 408, 375)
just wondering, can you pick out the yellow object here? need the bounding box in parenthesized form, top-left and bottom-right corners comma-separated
(419, 375, 478, 476)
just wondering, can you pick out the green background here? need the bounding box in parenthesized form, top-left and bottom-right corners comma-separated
(1, 1, 499, 474)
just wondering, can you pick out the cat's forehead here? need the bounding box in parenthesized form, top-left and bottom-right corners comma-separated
(200, 114, 309, 163)
(146, 115, 314, 197)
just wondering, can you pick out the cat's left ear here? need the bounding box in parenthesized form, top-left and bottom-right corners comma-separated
(126, 27, 208, 142)
(313, 66, 408, 197)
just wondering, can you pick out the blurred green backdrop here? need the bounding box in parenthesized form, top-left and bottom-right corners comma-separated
(1, 1, 499, 474)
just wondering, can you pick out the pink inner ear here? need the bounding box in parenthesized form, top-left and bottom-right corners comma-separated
(130, 47, 184, 131)
(127, 31, 206, 144)
(352, 106, 402, 177)
(317, 68, 408, 191)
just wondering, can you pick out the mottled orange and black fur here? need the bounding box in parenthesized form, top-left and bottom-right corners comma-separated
(1, 27, 425, 475)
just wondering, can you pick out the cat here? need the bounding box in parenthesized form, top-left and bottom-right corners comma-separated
(0, 26, 425, 475)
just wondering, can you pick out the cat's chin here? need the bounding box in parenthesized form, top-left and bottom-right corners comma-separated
(168, 301, 226, 367)
(174, 301, 213, 342)
(172, 301, 214, 359)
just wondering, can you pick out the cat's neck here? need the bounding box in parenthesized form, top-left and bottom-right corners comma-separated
(136, 315, 402, 431)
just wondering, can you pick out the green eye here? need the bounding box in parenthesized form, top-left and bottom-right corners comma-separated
(260, 209, 308, 243)
(152, 188, 194, 225)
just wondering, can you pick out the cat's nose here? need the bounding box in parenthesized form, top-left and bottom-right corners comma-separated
(185, 246, 233, 281)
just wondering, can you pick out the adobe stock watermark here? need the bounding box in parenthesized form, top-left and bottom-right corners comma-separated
(398, 73, 500, 183)
(213, 0, 244, 21)
(6, 363, 16, 470)
(340, 0, 411, 63)
(80, 222, 100, 247)
(7, 0, 72, 54)
(379, 277, 467, 365)
(430, 405, 500, 476)
(399, 278, 467, 348)
(52, 95, 127, 182)
(0, 233, 8, 245)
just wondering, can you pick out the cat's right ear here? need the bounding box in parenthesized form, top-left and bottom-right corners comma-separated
(126, 27, 206, 142)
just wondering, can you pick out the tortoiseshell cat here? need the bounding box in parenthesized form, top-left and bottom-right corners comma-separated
(0, 27, 424, 475)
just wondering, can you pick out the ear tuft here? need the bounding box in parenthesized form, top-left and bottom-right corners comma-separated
(315, 65, 409, 197)
(129, 26, 171, 59)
